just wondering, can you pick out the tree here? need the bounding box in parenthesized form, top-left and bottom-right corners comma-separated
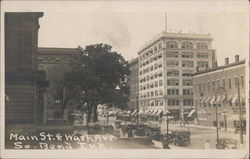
(66, 43, 130, 122)
(47, 65, 81, 119)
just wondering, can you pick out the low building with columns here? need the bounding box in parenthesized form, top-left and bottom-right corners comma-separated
(193, 55, 246, 129)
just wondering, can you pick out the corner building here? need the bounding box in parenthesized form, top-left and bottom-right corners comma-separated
(128, 58, 139, 110)
(138, 31, 215, 120)
(193, 56, 246, 129)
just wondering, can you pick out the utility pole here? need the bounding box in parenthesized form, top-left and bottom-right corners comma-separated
(237, 77, 243, 147)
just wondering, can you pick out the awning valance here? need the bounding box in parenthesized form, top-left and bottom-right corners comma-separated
(156, 110, 163, 116)
(210, 96, 215, 104)
(187, 109, 196, 117)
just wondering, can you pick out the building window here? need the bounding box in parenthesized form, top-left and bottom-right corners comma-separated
(183, 89, 193, 95)
(38, 57, 43, 62)
(182, 61, 194, 67)
(222, 79, 225, 88)
(159, 90, 163, 96)
(197, 52, 208, 59)
(167, 79, 179, 86)
(154, 45, 158, 52)
(183, 99, 193, 106)
(183, 79, 193, 86)
(159, 80, 163, 86)
(212, 81, 215, 91)
(167, 41, 178, 49)
(217, 80, 220, 88)
(166, 51, 178, 58)
(168, 99, 179, 106)
(241, 76, 244, 87)
(155, 90, 158, 96)
(167, 70, 179, 77)
(197, 43, 208, 49)
(166, 60, 179, 67)
(155, 81, 158, 87)
(199, 83, 201, 92)
(228, 78, 231, 89)
(207, 82, 210, 92)
(181, 42, 193, 49)
(197, 61, 209, 68)
(158, 42, 162, 49)
(182, 70, 193, 77)
(235, 77, 238, 88)
(167, 89, 179, 95)
(182, 52, 193, 58)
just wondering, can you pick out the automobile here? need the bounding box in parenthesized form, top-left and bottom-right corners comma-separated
(145, 125, 162, 141)
(216, 138, 237, 149)
(135, 124, 147, 136)
(114, 120, 122, 129)
(162, 127, 191, 147)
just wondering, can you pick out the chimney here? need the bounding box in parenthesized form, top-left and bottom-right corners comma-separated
(225, 58, 229, 65)
(235, 55, 239, 63)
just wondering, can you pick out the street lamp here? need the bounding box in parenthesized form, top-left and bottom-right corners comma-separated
(215, 87, 227, 149)
(222, 109, 227, 131)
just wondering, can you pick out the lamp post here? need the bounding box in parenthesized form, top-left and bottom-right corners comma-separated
(222, 109, 227, 131)
(215, 87, 227, 149)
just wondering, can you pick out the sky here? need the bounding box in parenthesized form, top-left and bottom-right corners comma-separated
(29, 0, 249, 65)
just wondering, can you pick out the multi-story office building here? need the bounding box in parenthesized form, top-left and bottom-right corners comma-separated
(128, 58, 139, 110)
(193, 55, 246, 129)
(137, 31, 216, 120)
(38, 47, 81, 122)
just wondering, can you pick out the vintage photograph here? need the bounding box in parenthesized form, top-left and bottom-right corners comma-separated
(1, 0, 249, 158)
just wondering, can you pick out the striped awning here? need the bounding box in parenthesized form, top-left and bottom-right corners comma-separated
(200, 97, 206, 103)
(210, 96, 215, 104)
(232, 95, 238, 104)
(187, 109, 196, 117)
(150, 110, 158, 116)
(156, 110, 163, 116)
(131, 110, 137, 116)
(205, 97, 211, 103)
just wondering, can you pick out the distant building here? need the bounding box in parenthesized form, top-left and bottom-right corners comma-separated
(5, 12, 48, 129)
(128, 58, 139, 110)
(193, 55, 246, 129)
(38, 47, 81, 122)
(137, 31, 216, 120)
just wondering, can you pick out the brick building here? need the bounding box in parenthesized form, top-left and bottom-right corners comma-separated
(193, 55, 246, 129)
(5, 12, 48, 130)
(137, 31, 216, 120)
(38, 47, 81, 122)
(128, 58, 139, 110)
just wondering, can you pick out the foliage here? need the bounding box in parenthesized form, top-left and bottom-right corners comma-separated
(66, 43, 130, 121)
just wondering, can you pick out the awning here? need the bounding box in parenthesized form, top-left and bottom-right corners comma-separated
(205, 97, 211, 103)
(156, 110, 163, 116)
(210, 96, 215, 104)
(138, 110, 143, 115)
(232, 95, 238, 104)
(131, 110, 137, 116)
(216, 96, 221, 103)
(227, 95, 232, 102)
(147, 110, 153, 115)
(187, 109, 196, 117)
(219, 95, 226, 103)
(150, 110, 158, 116)
(201, 97, 206, 103)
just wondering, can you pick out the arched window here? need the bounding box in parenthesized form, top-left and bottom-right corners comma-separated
(167, 41, 178, 49)
(197, 43, 208, 49)
(181, 42, 193, 49)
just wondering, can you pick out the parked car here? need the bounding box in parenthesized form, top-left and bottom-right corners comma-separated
(162, 127, 191, 147)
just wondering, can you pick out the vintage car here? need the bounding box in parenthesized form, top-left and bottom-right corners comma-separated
(145, 125, 162, 141)
(162, 127, 191, 147)
(134, 124, 147, 136)
(114, 120, 122, 129)
(216, 138, 238, 149)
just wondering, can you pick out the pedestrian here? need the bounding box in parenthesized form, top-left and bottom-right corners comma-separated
(204, 140, 210, 149)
